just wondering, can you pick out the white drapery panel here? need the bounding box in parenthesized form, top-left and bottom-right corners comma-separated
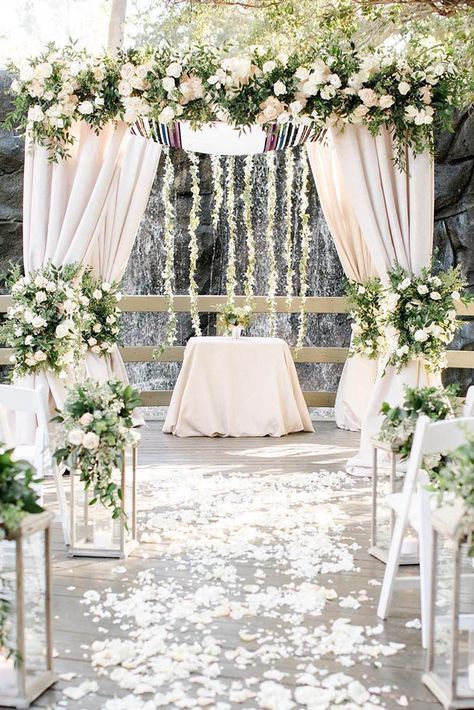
(330, 125, 438, 474)
(306, 138, 377, 431)
(19, 122, 161, 436)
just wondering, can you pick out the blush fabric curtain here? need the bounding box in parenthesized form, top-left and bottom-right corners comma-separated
(19, 121, 161, 431)
(330, 125, 438, 474)
(306, 138, 378, 431)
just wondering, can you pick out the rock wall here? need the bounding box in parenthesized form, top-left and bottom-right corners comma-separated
(0, 66, 472, 395)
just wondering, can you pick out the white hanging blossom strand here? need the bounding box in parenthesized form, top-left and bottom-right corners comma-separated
(296, 154, 311, 352)
(265, 152, 278, 338)
(159, 150, 177, 352)
(211, 154, 224, 232)
(243, 155, 256, 307)
(188, 152, 202, 336)
(225, 156, 237, 305)
(285, 150, 295, 308)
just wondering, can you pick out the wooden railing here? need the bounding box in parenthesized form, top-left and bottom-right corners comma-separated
(0, 295, 473, 407)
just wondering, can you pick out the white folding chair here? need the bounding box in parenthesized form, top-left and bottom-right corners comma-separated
(0, 384, 70, 545)
(463, 385, 474, 416)
(377, 415, 474, 648)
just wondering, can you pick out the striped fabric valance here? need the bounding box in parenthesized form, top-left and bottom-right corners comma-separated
(131, 118, 320, 155)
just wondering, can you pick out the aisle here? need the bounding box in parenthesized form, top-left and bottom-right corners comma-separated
(35, 423, 439, 709)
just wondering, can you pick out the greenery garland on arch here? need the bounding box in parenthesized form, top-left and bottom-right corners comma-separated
(265, 152, 278, 337)
(296, 155, 311, 351)
(5, 41, 467, 165)
(242, 155, 256, 307)
(225, 156, 238, 305)
(188, 152, 202, 336)
(159, 150, 178, 352)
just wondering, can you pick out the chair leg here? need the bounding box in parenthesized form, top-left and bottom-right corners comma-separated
(52, 461, 70, 546)
(377, 511, 409, 619)
(418, 488, 433, 649)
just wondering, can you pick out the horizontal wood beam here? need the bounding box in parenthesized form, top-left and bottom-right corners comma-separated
(0, 293, 472, 315)
(139, 390, 337, 408)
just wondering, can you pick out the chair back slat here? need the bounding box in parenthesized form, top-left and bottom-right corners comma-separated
(463, 386, 474, 417)
(419, 416, 474, 456)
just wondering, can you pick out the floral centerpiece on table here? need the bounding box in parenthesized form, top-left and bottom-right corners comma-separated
(431, 432, 474, 556)
(345, 278, 384, 359)
(378, 384, 461, 463)
(383, 264, 471, 373)
(0, 263, 84, 380)
(53, 379, 141, 522)
(80, 270, 122, 356)
(0, 448, 43, 658)
(217, 303, 253, 337)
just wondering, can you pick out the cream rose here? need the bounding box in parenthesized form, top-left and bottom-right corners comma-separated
(82, 432, 100, 450)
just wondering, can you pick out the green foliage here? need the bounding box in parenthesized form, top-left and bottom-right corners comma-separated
(345, 278, 384, 359)
(217, 302, 253, 330)
(80, 270, 122, 355)
(379, 384, 461, 460)
(53, 379, 141, 523)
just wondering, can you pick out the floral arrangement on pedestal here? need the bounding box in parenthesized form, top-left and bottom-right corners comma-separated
(5, 40, 467, 164)
(53, 379, 141, 522)
(217, 303, 253, 338)
(345, 278, 384, 359)
(81, 270, 122, 356)
(0, 263, 84, 380)
(378, 384, 461, 462)
(383, 264, 471, 373)
(0, 447, 43, 659)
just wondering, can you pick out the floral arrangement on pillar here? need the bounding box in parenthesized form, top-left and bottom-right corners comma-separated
(345, 278, 384, 359)
(53, 379, 141, 522)
(81, 270, 122, 356)
(296, 155, 312, 351)
(242, 155, 256, 308)
(0, 263, 85, 380)
(383, 264, 471, 372)
(6, 42, 467, 165)
(225, 156, 237, 306)
(265, 153, 278, 337)
(188, 152, 202, 336)
(159, 150, 178, 352)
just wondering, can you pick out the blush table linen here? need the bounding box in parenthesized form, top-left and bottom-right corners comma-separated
(163, 337, 314, 438)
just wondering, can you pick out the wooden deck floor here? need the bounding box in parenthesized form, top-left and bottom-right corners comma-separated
(25, 422, 438, 710)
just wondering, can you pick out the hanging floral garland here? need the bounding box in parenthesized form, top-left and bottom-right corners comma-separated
(159, 150, 178, 352)
(265, 152, 278, 338)
(296, 154, 311, 351)
(225, 156, 237, 305)
(284, 150, 295, 308)
(210, 155, 224, 232)
(242, 155, 256, 307)
(188, 152, 202, 336)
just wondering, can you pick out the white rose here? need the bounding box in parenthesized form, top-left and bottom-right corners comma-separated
(101, 282, 111, 292)
(92, 289, 102, 300)
(91, 345, 101, 354)
(289, 100, 303, 115)
(33, 350, 47, 362)
(357, 286, 366, 294)
(35, 291, 47, 303)
(93, 323, 102, 333)
(431, 276, 442, 287)
(68, 428, 84, 446)
(27, 105, 44, 123)
(329, 73, 341, 88)
(295, 66, 310, 81)
(414, 329, 429, 342)
(358, 88, 378, 107)
(80, 296, 90, 306)
(105, 315, 116, 324)
(32, 315, 47, 328)
(273, 80, 286, 96)
(79, 413, 94, 426)
(398, 278, 411, 291)
(88, 337, 97, 346)
(82, 432, 100, 450)
(417, 284, 429, 295)
(320, 85, 336, 100)
(398, 81, 411, 95)
(396, 345, 410, 356)
(34, 275, 47, 288)
(63, 299, 77, 314)
(24, 335, 33, 345)
(379, 94, 395, 109)
(262, 61, 277, 74)
(430, 291, 441, 300)
(451, 291, 460, 300)
(45, 281, 56, 292)
(118, 80, 132, 97)
(78, 100, 94, 115)
(34, 62, 52, 79)
(166, 62, 182, 78)
(162, 76, 175, 93)
(159, 106, 175, 124)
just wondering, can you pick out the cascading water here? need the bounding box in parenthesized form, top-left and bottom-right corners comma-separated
(120, 147, 351, 411)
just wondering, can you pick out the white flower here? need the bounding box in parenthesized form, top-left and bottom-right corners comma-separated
(320, 84, 336, 100)
(398, 277, 411, 291)
(158, 106, 175, 124)
(55, 322, 70, 339)
(24, 335, 34, 346)
(357, 285, 366, 294)
(262, 60, 277, 74)
(101, 282, 111, 292)
(27, 105, 44, 123)
(414, 329, 429, 342)
(68, 428, 84, 446)
(295, 66, 310, 81)
(396, 345, 410, 356)
(91, 345, 101, 354)
(35, 291, 47, 304)
(34, 275, 48, 288)
(118, 80, 132, 97)
(358, 88, 378, 107)
(379, 94, 395, 109)
(166, 62, 182, 78)
(78, 100, 94, 115)
(289, 100, 303, 115)
(430, 291, 441, 300)
(398, 81, 411, 95)
(329, 73, 341, 88)
(88, 337, 97, 346)
(82, 432, 100, 450)
(451, 291, 460, 300)
(33, 350, 47, 362)
(79, 413, 94, 426)
(273, 80, 286, 96)
(277, 51, 288, 65)
(431, 276, 442, 287)
(92, 289, 102, 299)
(93, 323, 102, 333)
(32, 315, 47, 329)
(106, 315, 116, 325)
(34, 62, 53, 79)
(417, 284, 429, 295)
(162, 76, 175, 93)
(63, 299, 77, 314)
